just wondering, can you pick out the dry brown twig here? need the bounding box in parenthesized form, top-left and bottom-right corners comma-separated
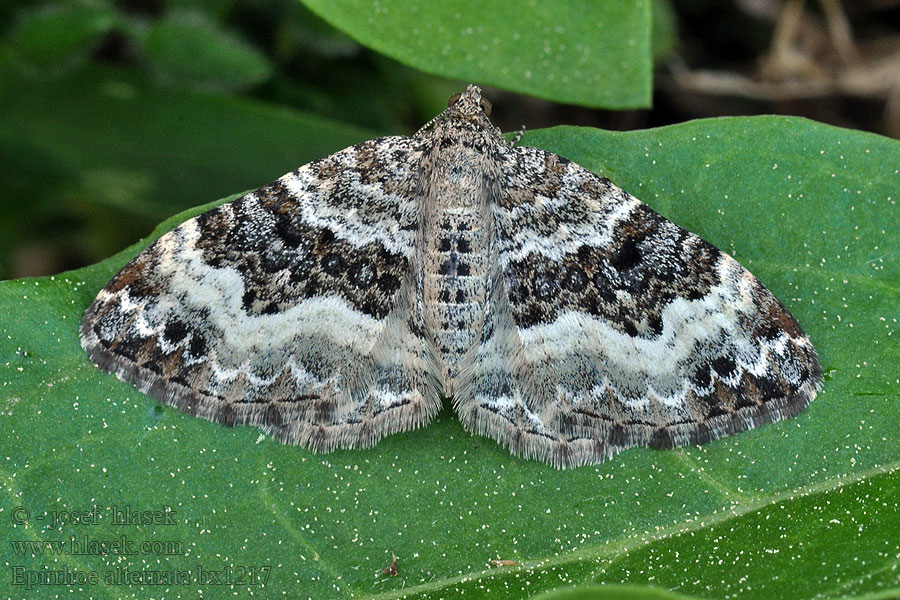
(490, 559, 520, 567)
(663, 0, 900, 137)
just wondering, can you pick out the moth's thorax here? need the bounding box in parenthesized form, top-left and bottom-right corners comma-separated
(420, 134, 497, 394)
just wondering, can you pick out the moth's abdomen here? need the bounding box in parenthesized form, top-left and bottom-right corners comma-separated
(423, 205, 492, 394)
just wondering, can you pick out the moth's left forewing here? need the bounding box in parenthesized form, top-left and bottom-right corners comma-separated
(465, 144, 822, 468)
(80, 136, 440, 451)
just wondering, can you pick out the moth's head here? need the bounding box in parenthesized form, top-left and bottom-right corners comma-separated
(415, 84, 501, 143)
(447, 85, 493, 119)
(442, 84, 495, 129)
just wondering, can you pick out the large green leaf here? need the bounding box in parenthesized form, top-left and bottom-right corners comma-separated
(300, 0, 653, 109)
(2, 116, 898, 599)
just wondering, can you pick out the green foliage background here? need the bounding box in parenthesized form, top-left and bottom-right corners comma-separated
(1, 1, 899, 599)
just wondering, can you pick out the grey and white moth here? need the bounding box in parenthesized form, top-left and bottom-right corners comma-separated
(80, 86, 822, 468)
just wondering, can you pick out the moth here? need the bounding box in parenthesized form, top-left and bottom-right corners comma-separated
(81, 86, 822, 468)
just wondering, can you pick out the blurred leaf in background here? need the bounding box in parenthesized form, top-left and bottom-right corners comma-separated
(6, 0, 120, 75)
(136, 8, 273, 90)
